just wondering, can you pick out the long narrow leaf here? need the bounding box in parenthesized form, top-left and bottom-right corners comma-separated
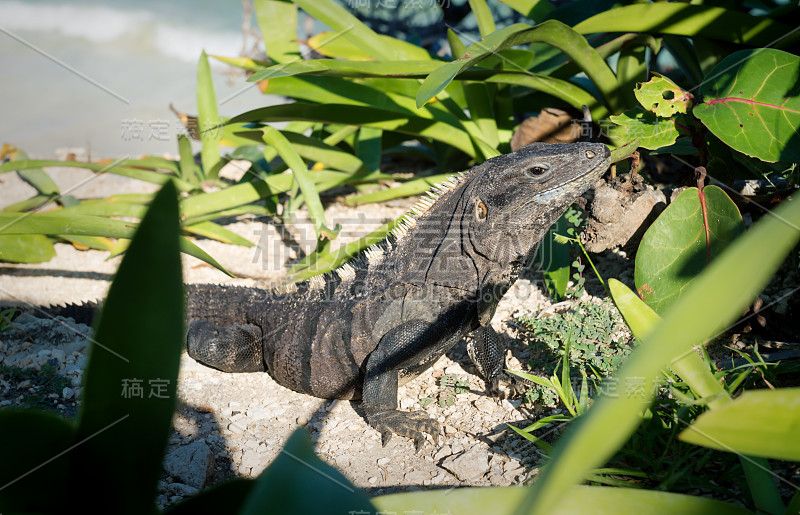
(0, 160, 194, 191)
(197, 51, 221, 179)
(68, 181, 184, 512)
(261, 127, 337, 239)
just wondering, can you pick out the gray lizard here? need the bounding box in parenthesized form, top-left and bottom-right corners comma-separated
(184, 142, 611, 449)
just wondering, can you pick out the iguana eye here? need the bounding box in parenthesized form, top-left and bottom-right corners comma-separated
(526, 164, 550, 178)
(475, 201, 487, 220)
(586, 150, 597, 159)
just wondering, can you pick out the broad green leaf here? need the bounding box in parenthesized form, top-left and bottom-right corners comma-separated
(614, 43, 647, 109)
(539, 215, 570, 300)
(416, 22, 619, 112)
(635, 186, 744, 314)
(0, 234, 55, 263)
(253, 0, 300, 63)
(239, 429, 372, 514)
(0, 411, 75, 512)
(280, 131, 364, 174)
(68, 181, 184, 512)
(693, 49, 800, 163)
(56, 201, 148, 218)
(197, 51, 222, 179)
(0, 159, 194, 192)
(501, 0, 555, 20)
(209, 54, 270, 72)
(574, 4, 796, 47)
(679, 388, 800, 461)
(16, 167, 59, 196)
(375, 485, 751, 514)
(230, 103, 478, 158)
(261, 127, 338, 239)
(634, 73, 692, 117)
(515, 190, 800, 515)
(291, 0, 429, 61)
(608, 109, 680, 150)
(183, 221, 254, 247)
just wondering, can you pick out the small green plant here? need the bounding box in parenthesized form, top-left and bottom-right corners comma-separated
(516, 297, 634, 378)
(436, 373, 470, 407)
(0, 363, 73, 413)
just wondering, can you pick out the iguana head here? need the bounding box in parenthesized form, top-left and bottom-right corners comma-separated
(463, 141, 610, 273)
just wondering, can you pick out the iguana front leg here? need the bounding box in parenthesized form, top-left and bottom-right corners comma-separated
(362, 319, 452, 451)
(467, 325, 516, 398)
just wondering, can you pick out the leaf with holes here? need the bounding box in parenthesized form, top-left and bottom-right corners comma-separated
(635, 73, 693, 117)
(634, 186, 744, 314)
(693, 49, 800, 163)
(608, 109, 679, 150)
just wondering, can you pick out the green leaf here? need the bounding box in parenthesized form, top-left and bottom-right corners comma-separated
(180, 174, 294, 219)
(374, 485, 752, 514)
(248, 59, 440, 81)
(416, 21, 619, 112)
(0, 410, 74, 512)
(608, 279, 729, 410)
(60, 235, 116, 251)
(345, 173, 456, 206)
(693, 49, 800, 163)
(177, 135, 200, 184)
(469, 0, 497, 37)
(608, 109, 680, 150)
(183, 221, 254, 247)
(355, 126, 382, 178)
(239, 429, 372, 514)
(574, 4, 796, 47)
(261, 126, 338, 239)
(289, 220, 395, 280)
(68, 181, 184, 512)
(501, 0, 555, 20)
(0, 234, 55, 263)
(539, 215, 570, 300)
(514, 186, 800, 515)
(291, 0, 429, 61)
(679, 388, 800, 461)
(635, 186, 745, 314)
(0, 159, 194, 192)
(253, 0, 300, 63)
(231, 103, 479, 158)
(634, 73, 692, 117)
(197, 51, 222, 179)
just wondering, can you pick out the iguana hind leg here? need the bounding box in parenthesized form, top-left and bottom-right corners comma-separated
(186, 320, 266, 373)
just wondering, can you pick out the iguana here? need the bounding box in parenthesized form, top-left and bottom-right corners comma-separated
(8, 143, 609, 448)
(181, 142, 611, 449)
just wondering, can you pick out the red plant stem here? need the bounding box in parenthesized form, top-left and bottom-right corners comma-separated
(696, 167, 710, 265)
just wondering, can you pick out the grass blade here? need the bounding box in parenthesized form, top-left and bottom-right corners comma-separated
(197, 51, 222, 180)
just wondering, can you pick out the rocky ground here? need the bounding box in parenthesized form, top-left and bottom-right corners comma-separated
(0, 166, 590, 509)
